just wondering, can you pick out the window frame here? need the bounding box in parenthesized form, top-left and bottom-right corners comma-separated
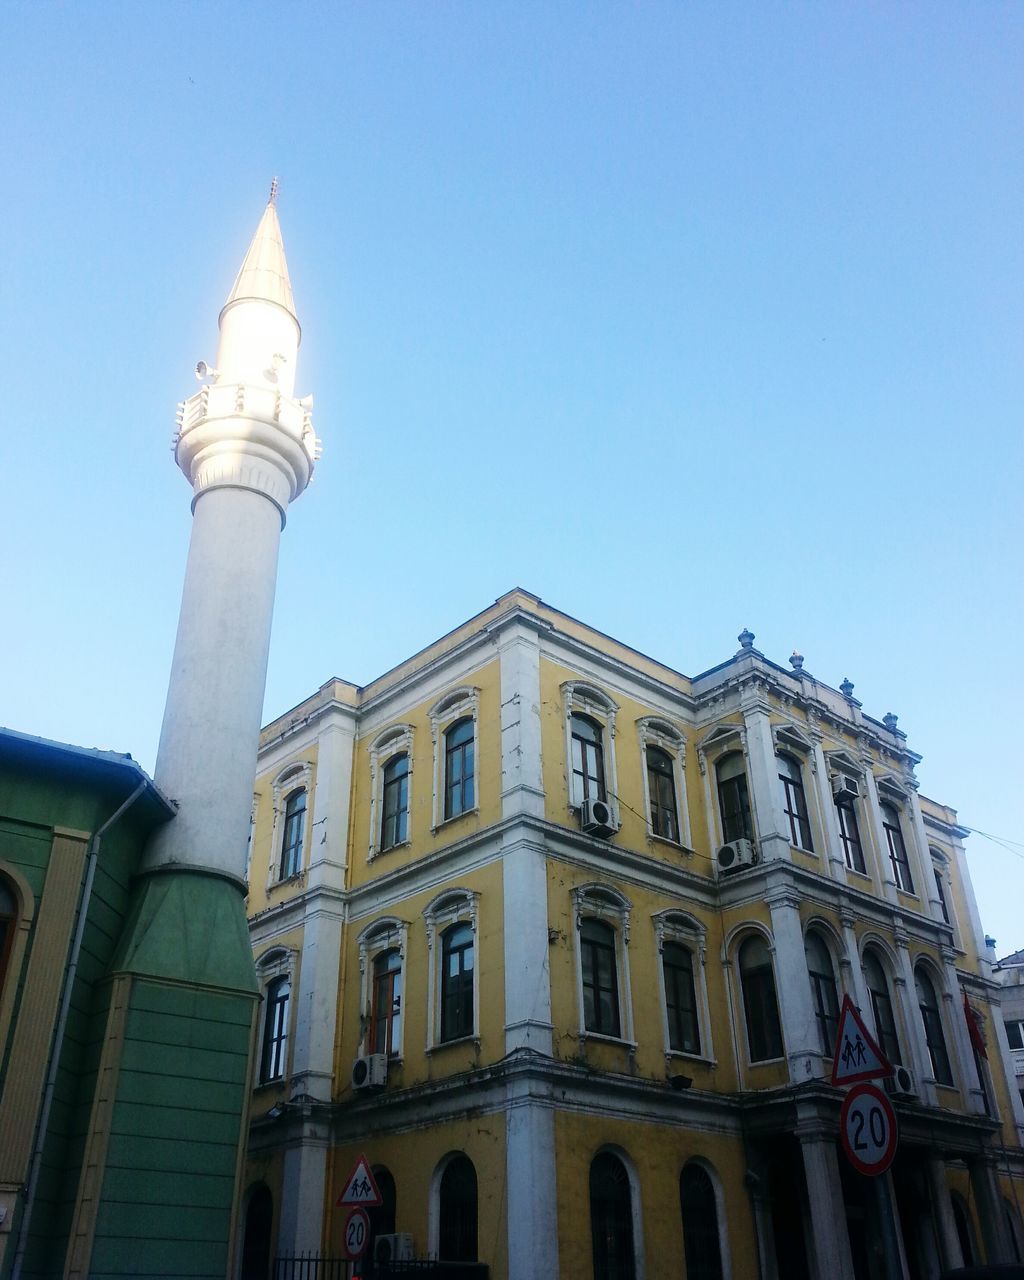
(915, 962, 955, 1087)
(279, 786, 307, 880)
(637, 716, 690, 848)
(561, 681, 620, 823)
(255, 946, 296, 1086)
(440, 920, 475, 1043)
(835, 793, 866, 874)
(879, 796, 915, 894)
(680, 1160, 729, 1280)
(428, 687, 481, 830)
(736, 932, 785, 1065)
(588, 1148, 643, 1280)
(715, 751, 754, 846)
(654, 910, 714, 1063)
(357, 917, 409, 1061)
(777, 752, 814, 851)
(266, 761, 313, 889)
(862, 946, 903, 1068)
(367, 724, 415, 859)
(0, 866, 32, 1060)
(430, 1152, 479, 1264)
(804, 928, 841, 1057)
(424, 890, 479, 1050)
(572, 884, 634, 1047)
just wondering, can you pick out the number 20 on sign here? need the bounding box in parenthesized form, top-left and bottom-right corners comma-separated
(839, 1082, 898, 1177)
(340, 1207, 370, 1261)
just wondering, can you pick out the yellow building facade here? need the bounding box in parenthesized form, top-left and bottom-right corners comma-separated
(239, 590, 1024, 1280)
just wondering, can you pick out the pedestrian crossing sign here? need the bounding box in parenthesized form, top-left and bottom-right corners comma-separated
(830, 994, 894, 1086)
(336, 1154, 383, 1208)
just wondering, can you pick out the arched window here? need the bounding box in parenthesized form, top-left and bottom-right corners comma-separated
(368, 1166, 397, 1253)
(880, 801, 914, 893)
(680, 1163, 724, 1280)
(444, 717, 475, 820)
(440, 922, 474, 1042)
(0, 878, 17, 996)
(381, 754, 410, 851)
(915, 966, 953, 1085)
(739, 935, 783, 1062)
(805, 931, 840, 1056)
(1004, 1198, 1024, 1262)
(279, 788, 306, 879)
(646, 746, 679, 842)
(370, 948, 402, 1056)
(663, 942, 700, 1054)
(240, 1184, 273, 1280)
(589, 1151, 636, 1280)
(439, 1155, 477, 1261)
(571, 714, 606, 806)
(863, 949, 901, 1066)
(778, 753, 813, 850)
(951, 1192, 977, 1265)
(581, 918, 620, 1038)
(260, 975, 290, 1082)
(716, 753, 752, 843)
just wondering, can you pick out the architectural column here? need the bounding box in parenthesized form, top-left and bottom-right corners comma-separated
(811, 734, 848, 882)
(839, 909, 871, 1016)
(873, 1173, 912, 1280)
(925, 1156, 964, 1273)
(969, 1155, 1015, 1263)
(941, 957, 987, 1115)
(795, 1119, 856, 1280)
(906, 785, 943, 922)
(505, 1070, 559, 1279)
(767, 886, 821, 1081)
(742, 703, 789, 863)
(894, 934, 938, 1105)
(307, 708, 356, 889)
(492, 616, 547, 820)
(990, 1009, 1024, 1142)
(502, 833, 553, 1055)
(279, 1107, 332, 1257)
(860, 767, 899, 905)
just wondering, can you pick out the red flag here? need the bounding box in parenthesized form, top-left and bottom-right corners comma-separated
(963, 991, 988, 1060)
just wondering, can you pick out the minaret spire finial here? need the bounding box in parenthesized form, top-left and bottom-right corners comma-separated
(269, 176, 279, 205)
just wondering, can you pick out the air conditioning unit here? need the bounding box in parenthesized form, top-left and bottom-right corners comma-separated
(351, 1054, 388, 1091)
(373, 1233, 414, 1264)
(717, 838, 755, 872)
(883, 1065, 918, 1100)
(831, 773, 861, 802)
(580, 796, 618, 838)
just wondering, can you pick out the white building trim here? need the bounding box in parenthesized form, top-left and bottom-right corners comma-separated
(428, 686, 480, 831)
(367, 723, 415, 860)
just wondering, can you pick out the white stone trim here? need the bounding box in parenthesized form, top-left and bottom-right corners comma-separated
(653, 909, 714, 1063)
(572, 883, 635, 1047)
(367, 724, 415, 860)
(423, 889, 480, 1050)
(428, 686, 481, 831)
(356, 916, 410, 1059)
(592, 1146, 647, 1280)
(697, 723, 752, 852)
(266, 760, 313, 890)
(637, 716, 691, 848)
(560, 680, 620, 821)
(680, 1158, 733, 1280)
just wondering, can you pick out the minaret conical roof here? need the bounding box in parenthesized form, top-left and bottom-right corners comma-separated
(222, 183, 296, 321)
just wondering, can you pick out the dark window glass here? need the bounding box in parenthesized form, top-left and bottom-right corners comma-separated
(571, 714, 606, 806)
(646, 746, 679, 841)
(381, 754, 410, 850)
(444, 718, 475, 820)
(836, 798, 866, 874)
(1006, 1020, 1024, 1052)
(440, 922, 474, 1042)
(663, 942, 700, 1054)
(805, 932, 840, 1055)
(240, 1185, 273, 1280)
(952, 1193, 977, 1266)
(589, 1152, 636, 1280)
(439, 1155, 478, 1261)
(581, 918, 620, 1037)
(680, 1163, 724, 1280)
(0, 879, 16, 997)
(881, 801, 914, 893)
(933, 866, 951, 924)
(280, 788, 306, 879)
(367, 1167, 397, 1254)
(370, 948, 402, 1056)
(716, 754, 752, 843)
(863, 950, 901, 1066)
(778, 754, 813, 850)
(739, 936, 784, 1062)
(915, 967, 953, 1085)
(260, 976, 290, 1082)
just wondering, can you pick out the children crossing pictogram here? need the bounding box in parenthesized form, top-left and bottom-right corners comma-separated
(830, 994, 894, 1086)
(336, 1154, 383, 1207)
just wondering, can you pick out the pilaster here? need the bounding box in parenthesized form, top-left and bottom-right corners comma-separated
(861, 767, 900, 905)
(742, 704, 789, 863)
(493, 619, 547, 820)
(766, 885, 821, 1081)
(794, 1115, 856, 1280)
(893, 933, 938, 1105)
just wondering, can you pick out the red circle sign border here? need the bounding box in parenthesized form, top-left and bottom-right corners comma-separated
(839, 1082, 898, 1177)
(340, 1207, 371, 1260)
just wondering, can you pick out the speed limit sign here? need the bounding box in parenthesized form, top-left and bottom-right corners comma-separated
(840, 1082, 898, 1176)
(340, 1207, 370, 1260)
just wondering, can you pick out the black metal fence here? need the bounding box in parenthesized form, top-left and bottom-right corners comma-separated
(274, 1257, 488, 1280)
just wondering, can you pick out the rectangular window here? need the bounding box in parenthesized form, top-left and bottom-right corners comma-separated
(440, 922, 474, 1042)
(581, 919, 620, 1037)
(370, 950, 402, 1056)
(933, 868, 951, 924)
(1005, 1020, 1024, 1052)
(663, 943, 700, 1054)
(646, 747, 679, 842)
(260, 978, 290, 1082)
(836, 798, 866, 874)
(444, 719, 475, 820)
(381, 755, 410, 850)
(718, 775, 752, 844)
(881, 802, 914, 893)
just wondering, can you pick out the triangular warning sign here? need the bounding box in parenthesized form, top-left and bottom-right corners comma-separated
(336, 1155, 383, 1207)
(831, 994, 894, 1086)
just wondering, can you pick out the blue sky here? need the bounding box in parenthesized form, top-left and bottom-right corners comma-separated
(4, 3, 1022, 952)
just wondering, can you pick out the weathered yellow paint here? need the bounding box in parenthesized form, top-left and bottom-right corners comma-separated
(246, 743, 320, 917)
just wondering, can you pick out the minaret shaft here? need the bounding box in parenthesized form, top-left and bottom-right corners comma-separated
(146, 487, 282, 878)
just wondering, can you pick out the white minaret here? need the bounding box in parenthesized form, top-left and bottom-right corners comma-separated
(145, 182, 321, 880)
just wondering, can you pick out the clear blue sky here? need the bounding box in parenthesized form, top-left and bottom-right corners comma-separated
(4, 3, 1022, 952)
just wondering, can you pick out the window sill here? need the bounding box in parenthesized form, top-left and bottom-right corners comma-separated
(271, 871, 305, 890)
(370, 839, 411, 861)
(746, 1056, 786, 1067)
(649, 832, 693, 855)
(579, 1031, 637, 1050)
(432, 807, 479, 834)
(666, 1049, 715, 1066)
(427, 1035, 479, 1054)
(790, 844, 817, 857)
(846, 867, 872, 882)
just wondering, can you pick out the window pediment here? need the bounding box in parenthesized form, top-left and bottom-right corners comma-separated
(772, 721, 814, 755)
